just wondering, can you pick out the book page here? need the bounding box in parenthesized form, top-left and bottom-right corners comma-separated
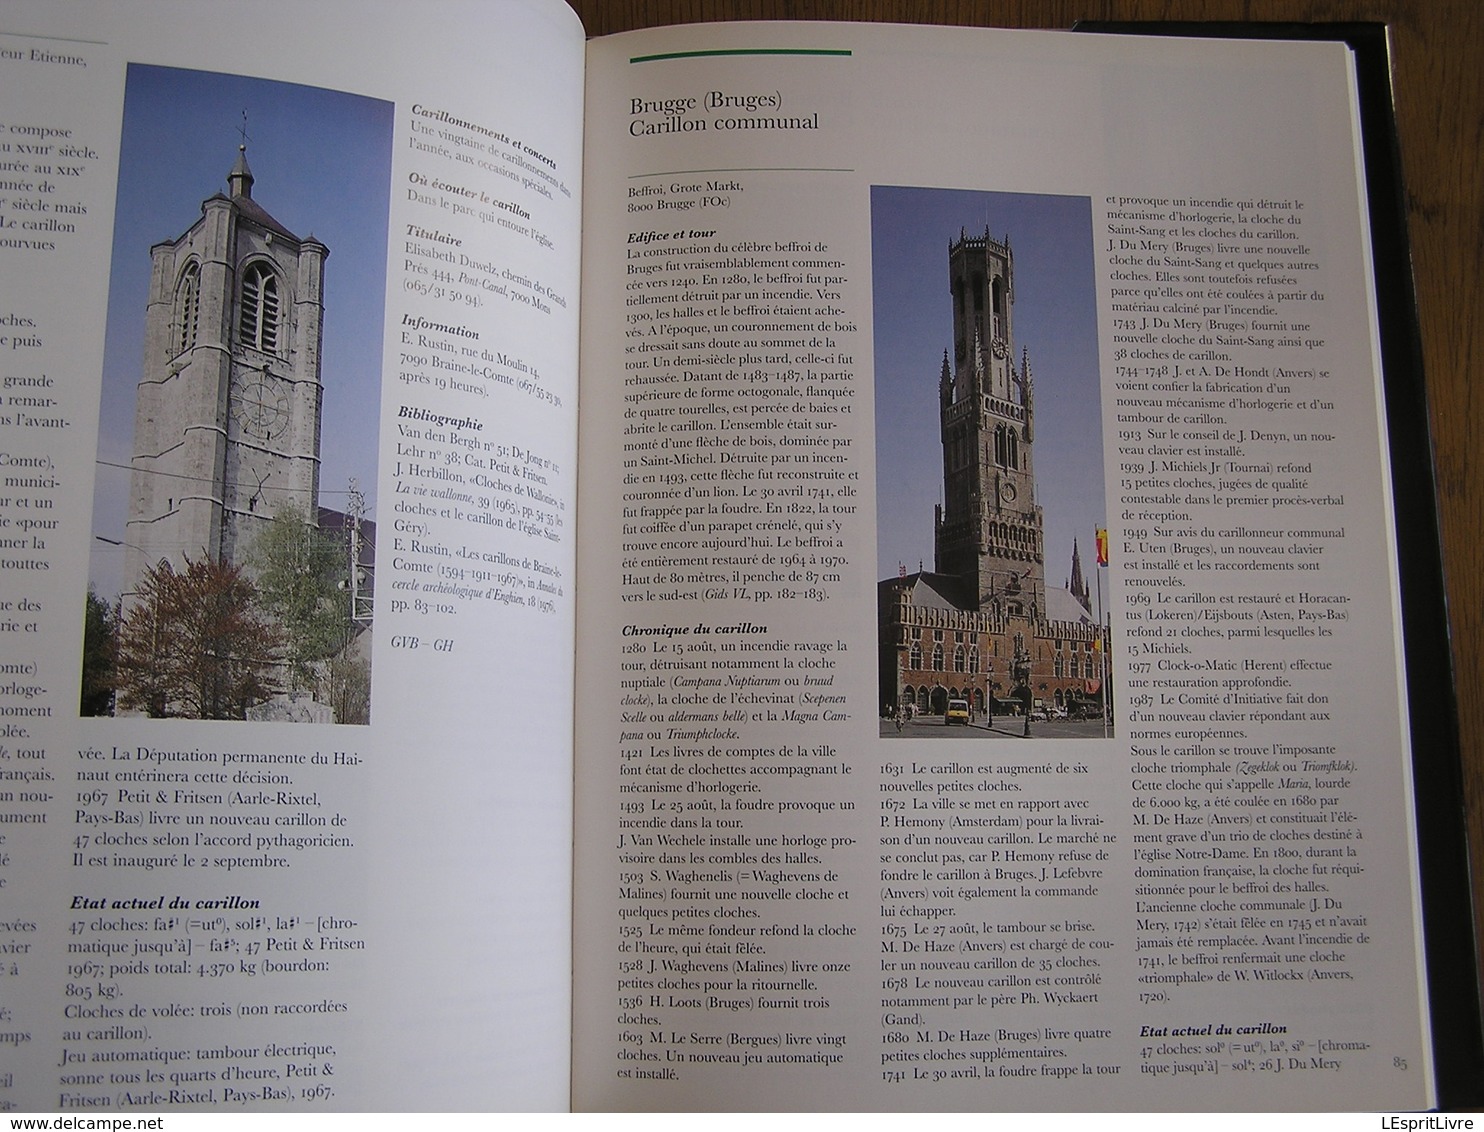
(0, 0, 583, 1111)
(573, 21, 1432, 1111)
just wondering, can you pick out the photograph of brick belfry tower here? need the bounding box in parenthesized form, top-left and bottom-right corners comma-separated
(873, 187, 1110, 737)
(84, 65, 393, 723)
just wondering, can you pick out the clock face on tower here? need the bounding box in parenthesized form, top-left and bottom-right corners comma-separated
(232, 375, 289, 441)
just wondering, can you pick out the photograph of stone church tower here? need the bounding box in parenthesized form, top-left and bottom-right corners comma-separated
(122, 143, 329, 602)
(873, 187, 1110, 736)
(84, 65, 393, 723)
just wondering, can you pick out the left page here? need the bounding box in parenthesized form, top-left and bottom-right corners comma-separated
(0, 0, 584, 1111)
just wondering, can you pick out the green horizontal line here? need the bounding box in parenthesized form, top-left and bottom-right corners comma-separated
(631, 48, 852, 63)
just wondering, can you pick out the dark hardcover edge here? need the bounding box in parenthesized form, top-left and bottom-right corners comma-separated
(1074, 20, 1484, 1110)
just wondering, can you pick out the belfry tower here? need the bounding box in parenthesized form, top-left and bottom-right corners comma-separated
(933, 227, 1045, 618)
(123, 146, 328, 603)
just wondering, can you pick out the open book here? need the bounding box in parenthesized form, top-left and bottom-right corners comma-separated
(0, 0, 1477, 1112)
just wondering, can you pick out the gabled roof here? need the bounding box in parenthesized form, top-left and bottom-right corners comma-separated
(1044, 584, 1095, 626)
(207, 144, 305, 244)
(882, 569, 1096, 626)
(880, 571, 971, 611)
(230, 191, 301, 243)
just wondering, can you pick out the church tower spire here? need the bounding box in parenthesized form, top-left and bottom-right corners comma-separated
(228, 144, 254, 199)
(1069, 539, 1090, 613)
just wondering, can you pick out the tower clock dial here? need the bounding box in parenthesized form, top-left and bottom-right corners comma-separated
(999, 479, 1018, 503)
(233, 376, 289, 441)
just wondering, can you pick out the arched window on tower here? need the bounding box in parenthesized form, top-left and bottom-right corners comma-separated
(953, 277, 965, 359)
(1007, 428, 1018, 470)
(239, 262, 281, 353)
(176, 262, 201, 355)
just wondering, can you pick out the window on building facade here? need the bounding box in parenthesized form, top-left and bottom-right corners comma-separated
(239, 262, 281, 353)
(176, 262, 200, 354)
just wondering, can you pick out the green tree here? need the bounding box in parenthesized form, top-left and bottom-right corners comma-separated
(249, 504, 352, 691)
(80, 587, 118, 716)
(115, 556, 282, 719)
(325, 651, 371, 726)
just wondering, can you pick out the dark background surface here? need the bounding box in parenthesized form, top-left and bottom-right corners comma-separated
(567, 0, 1484, 1081)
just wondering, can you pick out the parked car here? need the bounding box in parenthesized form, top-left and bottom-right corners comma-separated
(945, 699, 970, 725)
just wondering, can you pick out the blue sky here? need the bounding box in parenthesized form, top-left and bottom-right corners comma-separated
(872, 186, 1107, 595)
(90, 63, 393, 599)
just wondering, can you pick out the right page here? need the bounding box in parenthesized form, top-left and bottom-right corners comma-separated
(574, 22, 1434, 1110)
